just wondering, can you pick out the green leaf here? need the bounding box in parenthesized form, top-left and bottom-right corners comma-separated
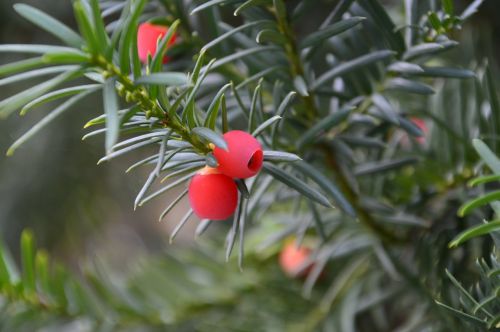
(190, 49, 207, 85)
(0, 70, 78, 119)
(159, 188, 188, 221)
(384, 78, 435, 95)
(293, 76, 309, 97)
(386, 61, 423, 74)
(435, 301, 487, 326)
(170, 209, 194, 243)
(442, 0, 454, 15)
(202, 20, 271, 52)
(354, 157, 418, 176)
(139, 172, 195, 206)
(449, 220, 500, 248)
(0, 44, 82, 55)
(0, 65, 77, 87)
(300, 17, 365, 49)
(14, 4, 83, 48)
(195, 219, 212, 238)
(398, 116, 424, 137)
(7, 89, 96, 156)
(458, 190, 500, 217)
(73, 0, 99, 53)
(402, 42, 457, 60)
(0, 57, 45, 77)
(204, 83, 231, 129)
(42, 51, 90, 64)
(184, 58, 216, 128)
(97, 138, 162, 164)
(21, 84, 100, 115)
(468, 174, 500, 187)
(234, 0, 270, 16)
(192, 127, 228, 150)
(292, 161, 355, 215)
(297, 105, 353, 148)
(20, 230, 36, 294)
(357, 0, 405, 53)
(119, 0, 147, 75)
(460, 0, 484, 20)
(151, 20, 180, 72)
(235, 65, 282, 90)
(211, 46, 280, 71)
(412, 66, 475, 79)
(221, 94, 229, 133)
(226, 197, 243, 261)
(252, 115, 282, 137)
(135, 73, 188, 86)
(263, 163, 332, 207)
(372, 94, 399, 124)
(263, 150, 302, 162)
(34, 250, 50, 295)
(235, 179, 250, 199)
(190, 0, 241, 15)
(89, 0, 109, 52)
(103, 79, 120, 154)
(271, 91, 296, 147)
(428, 12, 442, 31)
(312, 50, 394, 90)
(248, 83, 262, 133)
(206, 153, 218, 168)
(473, 139, 500, 174)
(256, 29, 287, 45)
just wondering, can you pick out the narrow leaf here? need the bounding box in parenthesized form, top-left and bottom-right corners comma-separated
(7, 89, 96, 156)
(449, 220, 500, 248)
(252, 115, 282, 137)
(458, 191, 500, 217)
(354, 157, 418, 176)
(263, 150, 302, 162)
(14, 4, 83, 48)
(263, 163, 332, 207)
(135, 72, 188, 86)
(312, 50, 394, 90)
(384, 78, 435, 95)
(103, 79, 120, 154)
(297, 106, 353, 148)
(192, 127, 228, 150)
(300, 17, 365, 49)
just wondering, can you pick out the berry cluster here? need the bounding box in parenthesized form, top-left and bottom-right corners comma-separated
(137, 24, 263, 220)
(189, 131, 263, 220)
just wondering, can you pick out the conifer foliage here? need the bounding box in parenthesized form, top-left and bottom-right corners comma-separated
(0, 0, 498, 330)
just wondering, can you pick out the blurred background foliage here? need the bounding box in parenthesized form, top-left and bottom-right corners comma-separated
(0, 0, 499, 331)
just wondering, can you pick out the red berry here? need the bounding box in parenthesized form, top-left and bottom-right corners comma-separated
(188, 167, 238, 220)
(137, 22, 177, 64)
(279, 242, 314, 278)
(411, 117, 428, 145)
(213, 130, 263, 179)
(400, 117, 428, 147)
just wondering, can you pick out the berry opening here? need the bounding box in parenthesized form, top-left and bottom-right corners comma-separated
(247, 149, 263, 173)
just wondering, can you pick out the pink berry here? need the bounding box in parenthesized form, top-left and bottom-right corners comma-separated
(137, 22, 177, 64)
(279, 242, 314, 278)
(411, 118, 428, 145)
(213, 130, 263, 179)
(188, 168, 238, 220)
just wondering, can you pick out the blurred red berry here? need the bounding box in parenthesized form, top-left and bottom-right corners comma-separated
(411, 117, 428, 145)
(400, 117, 428, 147)
(188, 167, 238, 220)
(137, 22, 176, 64)
(213, 130, 263, 179)
(279, 241, 314, 278)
